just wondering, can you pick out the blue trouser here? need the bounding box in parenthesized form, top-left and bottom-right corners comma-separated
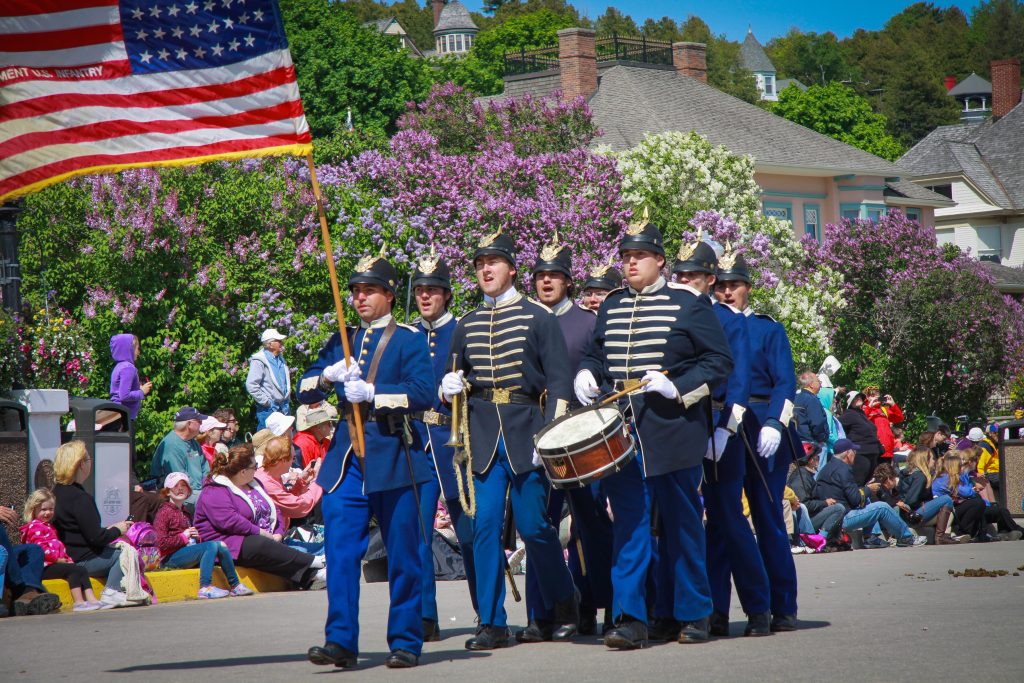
(917, 495, 953, 523)
(163, 541, 239, 587)
(795, 504, 815, 535)
(255, 400, 290, 430)
(602, 457, 650, 622)
(568, 483, 614, 614)
(811, 504, 846, 539)
(284, 538, 325, 556)
(744, 420, 798, 617)
(0, 526, 46, 596)
(322, 460, 423, 656)
(446, 495, 478, 614)
(78, 546, 125, 590)
(648, 464, 712, 622)
(843, 501, 912, 539)
(705, 475, 771, 616)
(419, 477, 441, 622)
(472, 439, 574, 628)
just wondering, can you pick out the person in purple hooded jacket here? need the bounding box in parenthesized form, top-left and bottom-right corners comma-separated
(109, 334, 152, 421)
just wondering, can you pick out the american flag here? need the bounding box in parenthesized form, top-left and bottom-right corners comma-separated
(0, 0, 312, 203)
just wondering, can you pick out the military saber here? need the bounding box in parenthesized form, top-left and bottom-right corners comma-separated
(502, 489, 522, 602)
(739, 424, 774, 504)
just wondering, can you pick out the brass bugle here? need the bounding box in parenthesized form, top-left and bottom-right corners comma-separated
(445, 354, 464, 448)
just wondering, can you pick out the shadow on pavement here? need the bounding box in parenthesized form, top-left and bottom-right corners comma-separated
(108, 654, 311, 672)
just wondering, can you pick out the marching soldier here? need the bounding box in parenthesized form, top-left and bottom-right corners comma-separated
(410, 249, 477, 638)
(580, 259, 624, 313)
(440, 230, 579, 651)
(302, 253, 435, 669)
(671, 238, 772, 639)
(714, 250, 800, 633)
(576, 215, 734, 648)
(518, 235, 614, 642)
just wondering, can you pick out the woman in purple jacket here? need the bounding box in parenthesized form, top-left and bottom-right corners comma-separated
(194, 444, 324, 588)
(109, 334, 152, 421)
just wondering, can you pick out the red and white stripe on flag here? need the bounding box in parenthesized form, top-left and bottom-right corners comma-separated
(0, 0, 312, 203)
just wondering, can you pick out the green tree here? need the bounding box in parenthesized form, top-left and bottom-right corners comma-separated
(594, 7, 638, 37)
(771, 82, 905, 161)
(680, 17, 759, 104)
(765, 29, 856, 86)
(968, 0, 1024, 74)
(882, 46, 960, 146)
(282, 0, 433, 137)
(640, 16, 681, 43)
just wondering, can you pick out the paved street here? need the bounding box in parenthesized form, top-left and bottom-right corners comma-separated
(2, 542, 1023, 682)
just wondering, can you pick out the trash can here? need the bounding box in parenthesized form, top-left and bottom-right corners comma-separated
(998, 418, 1024, 518)
(67, 398, 132, 527)
(10, 388, 68, 493)
(0, 399, 29, 540)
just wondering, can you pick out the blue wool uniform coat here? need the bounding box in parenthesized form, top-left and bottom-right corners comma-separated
(579, 279, 734, 477)
(413, 312, 461, 500)
(706, 302, 752, 481)
(447, 291, 573, 475)
(298, 317, 435, 495)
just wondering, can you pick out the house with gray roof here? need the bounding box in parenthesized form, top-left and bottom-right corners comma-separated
(482, 28, 953, 240)
(362, 17, 422, 58)
(430, 0, 478, 57)
(898, 59, 1024, 274)
(946, 72, 992, 122)
(740, 28, 777, 101)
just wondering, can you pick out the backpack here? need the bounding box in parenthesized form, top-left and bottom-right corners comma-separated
(123, 521, 162, 571)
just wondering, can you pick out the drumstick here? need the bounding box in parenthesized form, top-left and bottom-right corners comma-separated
(598, 370, 670, 406)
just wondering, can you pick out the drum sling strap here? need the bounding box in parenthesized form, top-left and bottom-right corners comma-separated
(346, 319, 398, 474)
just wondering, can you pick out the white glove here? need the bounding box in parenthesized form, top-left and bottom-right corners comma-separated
(574, 370, 599, 405)
(758, 426, 781, 459)
(642, 370, 679, 400)
(531, 448, 543, 467)
(441, 370, 465, 400)
(704, 438, 716, 461)
(323, 357, 359, 383)
(713, 428, 731, 460)
(343, 379, 375, 404)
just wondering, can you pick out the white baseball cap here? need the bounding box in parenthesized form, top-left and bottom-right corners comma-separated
(199, 416, 227, 433)
(261, 328, 287, 343)
(265, 412, 295, 436)
(163, 472, 192, 492)
(967, 427, 985, 442)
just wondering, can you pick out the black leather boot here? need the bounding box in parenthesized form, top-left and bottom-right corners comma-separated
(744, 612, 772, 636)
(770, 613, 798, 632)
(709, 612, 730, 637)
(514, 619, 553, 643)
(578, 607, 598, 636)
(423, 618, 441, 642)
(465, 625, 511, 650)
(648, 617, 681, 642)
(385, 650, 418, 668)
(307, 642, 357, 668)
(551, 589, 581, 641)
(603, 617, 648, 650)
(677, 616, 710, 643)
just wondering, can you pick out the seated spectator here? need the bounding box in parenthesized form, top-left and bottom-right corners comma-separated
(899, 448, 963, 544)
(52, 441, 137, 607)
(934, 452, 991, 542)
(891, 427, 911, 463)
(862, 387, 904, 463)
(787, 447, 846, 544)
(813, 439, 926, 549)
(213, 408, 242, 448)
(293, 402, 338, 468)
(264, 411, 299, 466)
(838, 392, 883, 484)
(197, 415, 228, 466)
(0, 505, 62, 616)
(794, 369, 829, 448)
(150, 406, 210, 505)
(193, 444, 324, 588)
(254, 435, 323, 553)
(972, 426, 1001, 495)
(153, 472, 253, 599)
(20, 489, 110, 612)
(249, 428, 274, 464)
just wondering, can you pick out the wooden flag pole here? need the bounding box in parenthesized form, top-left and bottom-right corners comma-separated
(306, 152, 364, 457)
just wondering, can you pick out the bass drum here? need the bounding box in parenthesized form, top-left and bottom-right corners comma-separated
(534, 404, 635, 489)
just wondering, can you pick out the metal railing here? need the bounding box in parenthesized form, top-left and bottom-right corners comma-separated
(503, 34, 674, 76)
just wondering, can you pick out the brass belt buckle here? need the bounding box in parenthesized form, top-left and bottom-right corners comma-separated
(423, 410, 441, 426)
(491, 388, 511, 404)
(621, 378, 642, 393)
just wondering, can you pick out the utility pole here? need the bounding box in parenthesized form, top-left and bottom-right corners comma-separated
(0, 200, 24, 315)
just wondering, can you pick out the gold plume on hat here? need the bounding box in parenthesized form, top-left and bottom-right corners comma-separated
(478, 227, 502, 248)
(539, 230, 563, 261)
(719, 240, 738, 270)
(626, 206, 650, 236)
(355, 244, 386, 272)
(418, 245, 440, 275)
(589, 253, 615, 278)
(676, 227, 703, 262)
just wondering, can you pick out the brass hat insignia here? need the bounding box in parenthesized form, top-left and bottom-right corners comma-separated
(539, 230, 562, 261)
(418, 245, 440, 274)
(590, 254, 615, 278)
(719, 240, 737, 270)
(626, 207, 650, 236)
(676, 227, 703, 262)
(479, 227, 502, 248)
(355, 244, 386, 272)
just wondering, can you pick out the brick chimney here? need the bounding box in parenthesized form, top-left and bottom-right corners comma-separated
(991, 58, 1022, 119)
(558, 28, 598, 101)
(432, 0, 444, 30)
(944, 75, 957, 91)
(672, 42, 707, 83)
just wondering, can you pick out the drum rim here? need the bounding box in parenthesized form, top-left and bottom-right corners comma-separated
(545, 444, 636, 487)
(534, 403, 624, 451)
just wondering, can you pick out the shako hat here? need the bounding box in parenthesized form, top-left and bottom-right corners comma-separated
(411, 246, 452, 290)
(715, 242, 751, 284)
(472, 228, 517, 268)
(532, 231, 573, 278)
(583, 256, 623, 291)
(672, 229, 718, 275)
(349, 246, 399, 294)
(618, 207, 665, 256)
